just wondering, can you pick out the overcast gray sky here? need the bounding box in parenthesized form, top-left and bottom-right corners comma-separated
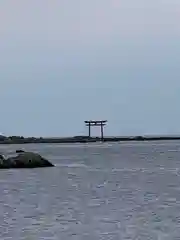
(0, 0, 180, 137)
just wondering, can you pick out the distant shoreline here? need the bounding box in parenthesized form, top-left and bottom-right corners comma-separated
(0, 135, 180, 144)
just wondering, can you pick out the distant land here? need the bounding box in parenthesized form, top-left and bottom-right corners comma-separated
(0, 135, 180, 144)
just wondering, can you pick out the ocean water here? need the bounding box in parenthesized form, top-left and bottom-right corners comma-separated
(0, 141, 180, 239)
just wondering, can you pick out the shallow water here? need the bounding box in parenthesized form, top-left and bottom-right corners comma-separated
(0, 141, 180, 239)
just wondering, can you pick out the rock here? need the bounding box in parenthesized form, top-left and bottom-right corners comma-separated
(0, 154, 5, 160)
(0, 152, 54, 169)
(0, 154, 5, 165)
(16, 150, 25, 153)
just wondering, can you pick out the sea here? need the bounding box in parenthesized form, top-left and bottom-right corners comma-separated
(0, 141, 180, 239)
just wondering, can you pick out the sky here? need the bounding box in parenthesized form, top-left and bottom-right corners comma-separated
(0, 0, 180, 137)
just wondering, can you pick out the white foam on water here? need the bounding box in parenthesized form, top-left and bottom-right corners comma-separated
(55, 163, 88, 168)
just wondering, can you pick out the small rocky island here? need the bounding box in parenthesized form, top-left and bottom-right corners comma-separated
(0, 151, 54, 169)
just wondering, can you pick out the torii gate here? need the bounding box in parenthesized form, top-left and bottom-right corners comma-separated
(84, 120, 107, 140)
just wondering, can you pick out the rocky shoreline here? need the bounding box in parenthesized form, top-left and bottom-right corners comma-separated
(0, 135, 180, 144)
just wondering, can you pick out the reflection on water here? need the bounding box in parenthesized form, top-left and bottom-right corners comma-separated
(0, 142, 180, 239)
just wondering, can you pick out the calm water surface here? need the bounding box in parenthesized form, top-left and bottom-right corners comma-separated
(0, 141, 180, 239)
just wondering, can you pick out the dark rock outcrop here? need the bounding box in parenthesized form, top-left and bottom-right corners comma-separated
(0, 152, 54, 169)
(16, 150, 25, 153)
(0, 154, 5, 160)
